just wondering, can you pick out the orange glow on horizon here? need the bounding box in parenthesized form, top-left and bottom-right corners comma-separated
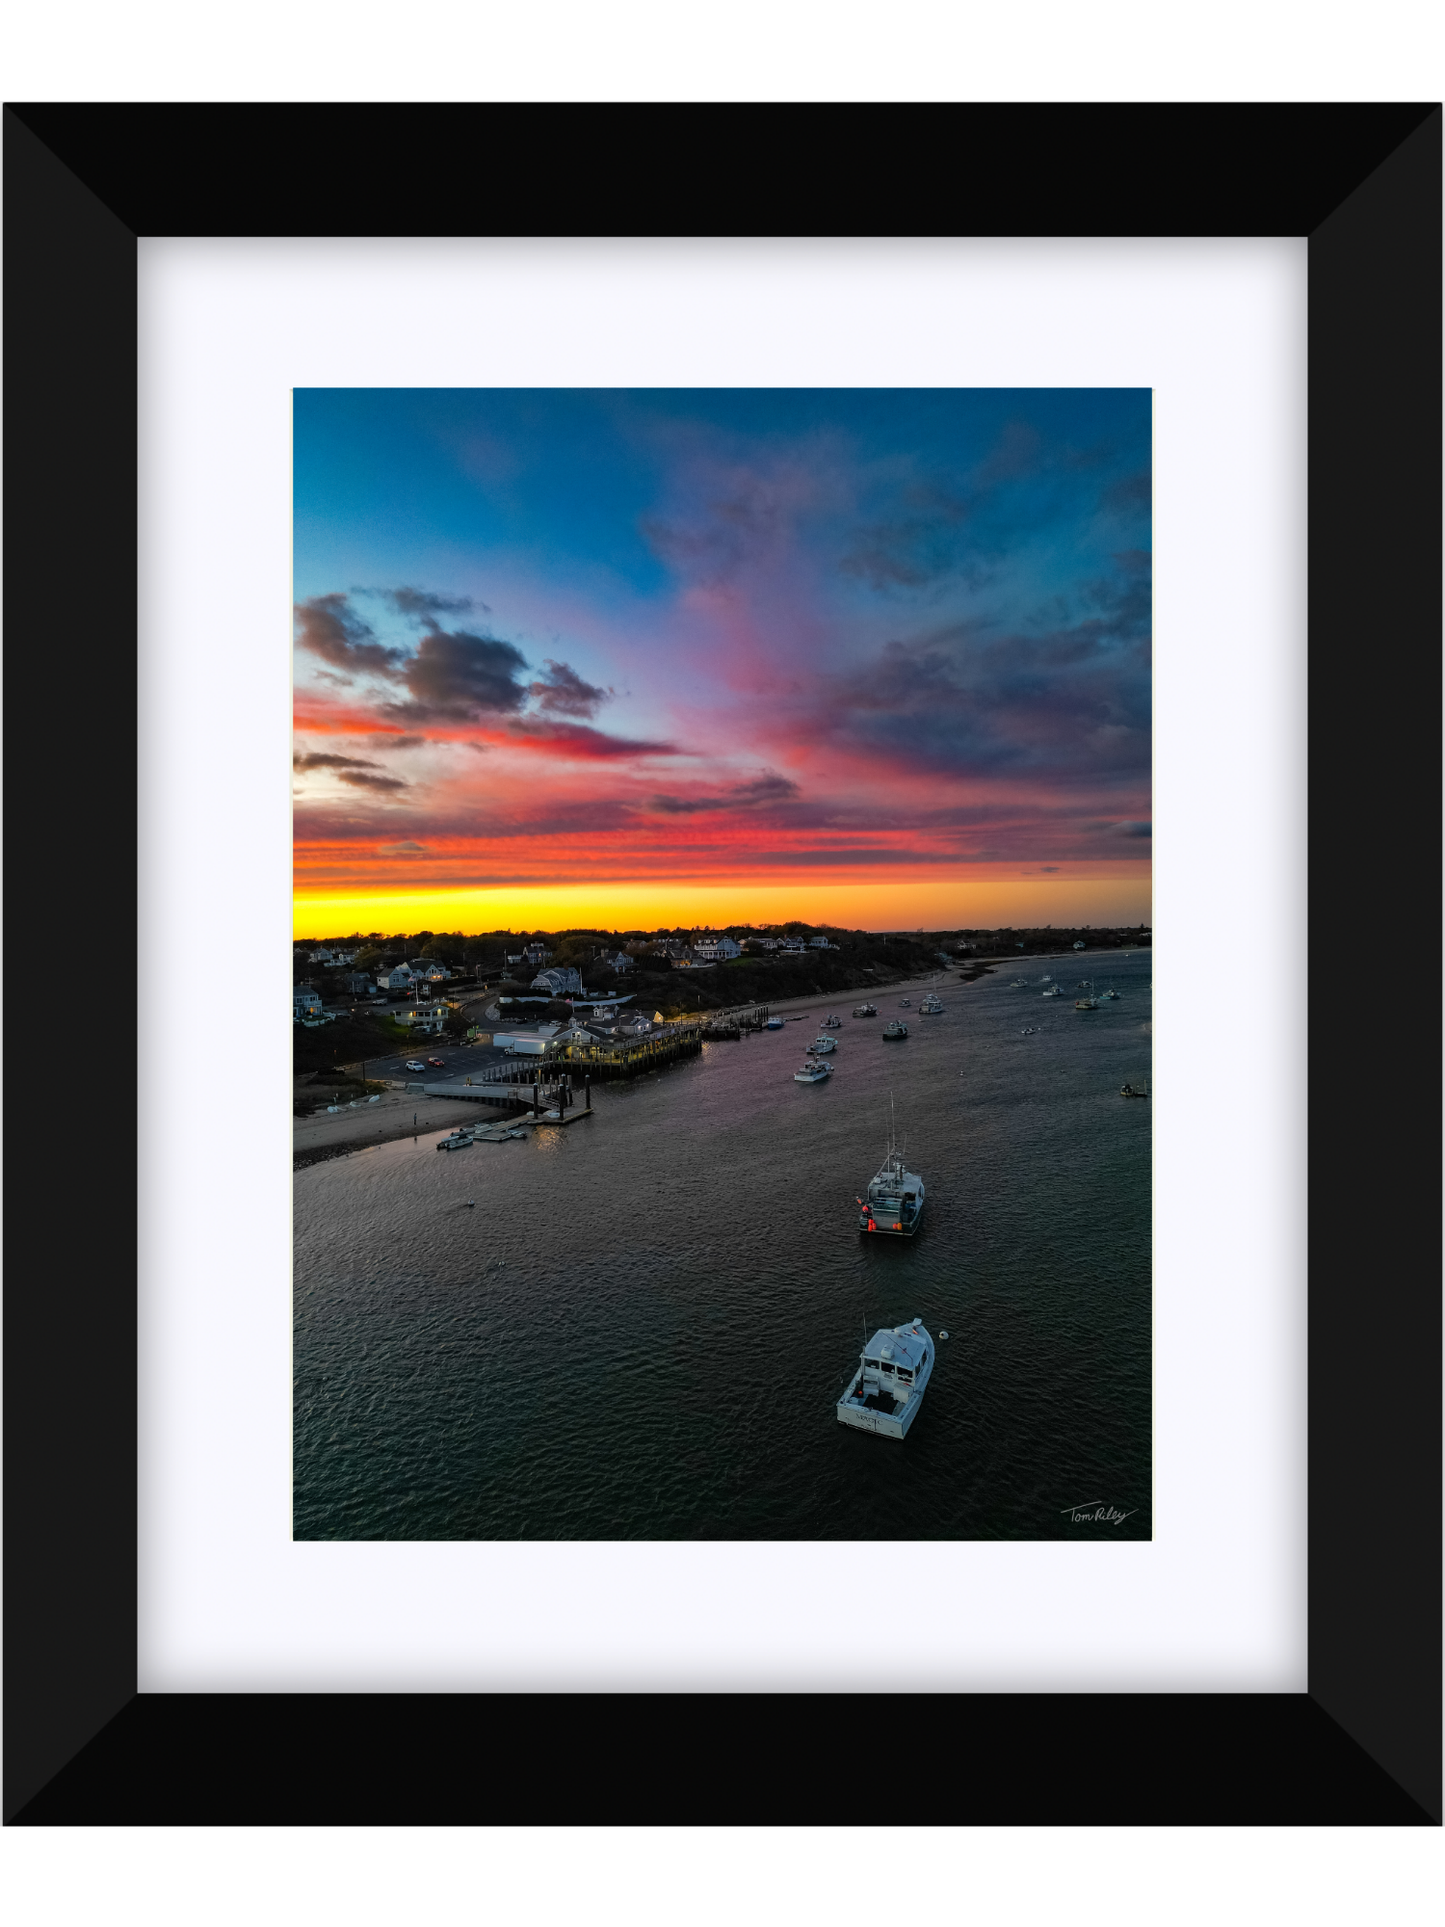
(292, 869, 1152, 939)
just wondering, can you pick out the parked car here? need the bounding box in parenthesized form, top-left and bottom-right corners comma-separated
(426, 1057, 445, 1068)
(404, 1060, 426, 1072)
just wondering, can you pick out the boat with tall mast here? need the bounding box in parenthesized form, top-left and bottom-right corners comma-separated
(856, 1101, 924, 1235)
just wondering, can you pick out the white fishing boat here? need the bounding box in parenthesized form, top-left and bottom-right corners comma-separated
(812, 1033, 837, 1053)
(856, 1116, 924, 1236)
(794, 1060, 834, 1083)
(1010, 976, 1029, 988)
(898, 997, 911, 1008)
(1041, 985, 1062, 997)
(918, 991, 944, 1014)
(882, 1018, 908, 1039)
(1099, 981, 1120, 1000)
(821, 1013, 842, 1028)
(837, 1317, 935, 1438)
(437, 1129, 474, 1151)
(852, 1002, 877, 1017)
(1074, 980, 1098, 1010)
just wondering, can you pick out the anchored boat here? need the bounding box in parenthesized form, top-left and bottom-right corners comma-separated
(821, 1014, 842, 1028)
(857, 1122, 924, 1236)
(852, 1002, 877, 1017)
(918, 991, 943, 1014)
(811, 1033, 837, 1053)
(794, 1060, 834, 1084)
(837, 1317, 935, 1438)
(882, 1018, 908, 1039)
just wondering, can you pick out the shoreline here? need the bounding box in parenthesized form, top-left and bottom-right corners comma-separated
(294, 1086, 524, 1169)
(295, 955, 1143, 1170)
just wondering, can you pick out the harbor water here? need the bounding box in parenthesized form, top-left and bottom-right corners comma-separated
(294, 957, 1152, 1539)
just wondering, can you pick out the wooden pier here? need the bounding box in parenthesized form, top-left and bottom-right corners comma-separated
(425, 1071, 595, 1121)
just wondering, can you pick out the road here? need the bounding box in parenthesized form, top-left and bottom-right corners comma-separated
(335, 1034, 514, 1084)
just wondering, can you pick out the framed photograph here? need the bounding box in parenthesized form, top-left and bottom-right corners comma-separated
(288, 382, 1155, 1540)
(4, 103, 1438, 1825)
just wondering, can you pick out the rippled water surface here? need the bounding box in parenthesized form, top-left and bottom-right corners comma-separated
(294, 957, 1152, 1539)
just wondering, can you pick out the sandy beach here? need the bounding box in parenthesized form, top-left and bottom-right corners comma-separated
(294, 1084, 525, 1168)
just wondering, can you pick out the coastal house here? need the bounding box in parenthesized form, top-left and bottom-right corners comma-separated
(292, 986, 323, 1021)
(408, 959, 451, 981)
(523, 942, 551, 967)
(341, 972, 374, 995)
(380, 964, 415, 992)
(779, 938, 807, 954)
(743, 937, 779, 952)
(808, 934, 833, 949)
(692, 935, 742, 961)
(601, 950, 635, 973)
(532, 965, 583, 997)
(400, 1005, 447, 1032)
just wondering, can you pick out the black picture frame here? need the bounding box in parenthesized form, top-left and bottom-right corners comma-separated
(4, 103, 1439, 1826)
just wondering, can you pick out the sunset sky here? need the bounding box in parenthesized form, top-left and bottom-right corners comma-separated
(293, 390, 1151, 936)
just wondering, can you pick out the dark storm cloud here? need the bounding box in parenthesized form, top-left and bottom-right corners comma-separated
(386, 628, 531, 720)
(504, 718, 678, 759)
(337, 770, 408, 792)
(527, 659, 612, 719)
(294, 594, 406, 676)
(293, 751, 379, 772)
(813, 548, 1152, 786)
(646, 772, 800, 814)
(295, 798, 637, 844)
(379, 585, 481, 622)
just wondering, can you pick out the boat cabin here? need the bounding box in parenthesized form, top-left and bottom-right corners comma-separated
(862, 1326, 928, 1385)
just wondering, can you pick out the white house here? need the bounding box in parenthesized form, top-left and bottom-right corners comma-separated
(743, 937, 779, 952)
(380, 964, 415, 991)
(495, 1022, 562, 1056)
(408, 959, 450, 981)
(293, 986, 323, 1020)
(808, 934, 833, 949)
(693, 936, 741, 962)
(532, 966, 583, 997)
(780, 938, 807, 954)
